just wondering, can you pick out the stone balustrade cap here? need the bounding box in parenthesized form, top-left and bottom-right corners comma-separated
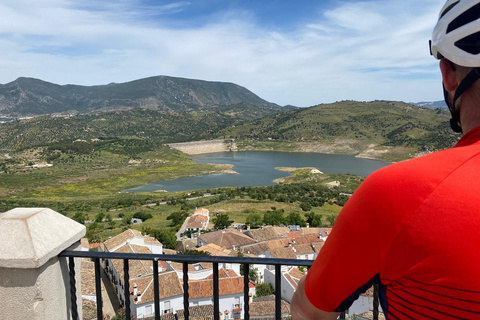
(0, 208, 86, 269)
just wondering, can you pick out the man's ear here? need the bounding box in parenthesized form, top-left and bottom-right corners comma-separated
(440, 59, 459, 92)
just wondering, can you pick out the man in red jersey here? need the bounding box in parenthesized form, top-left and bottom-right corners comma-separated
(291, 1, 480, 319)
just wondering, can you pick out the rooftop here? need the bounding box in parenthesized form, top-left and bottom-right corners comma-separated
(198, 229, 256, 249)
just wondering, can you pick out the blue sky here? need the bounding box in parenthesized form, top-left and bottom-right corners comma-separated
(0, 0, 446, 107)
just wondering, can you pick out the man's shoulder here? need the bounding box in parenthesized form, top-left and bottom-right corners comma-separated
(360, 147, 461, 199)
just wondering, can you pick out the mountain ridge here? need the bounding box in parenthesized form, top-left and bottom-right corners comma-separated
(0, 75, 281, 116)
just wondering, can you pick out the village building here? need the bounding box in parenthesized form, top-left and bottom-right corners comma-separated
(264, 267, 305, 303)
(197, 228, 256, 250)
(244, 226, 290, 242)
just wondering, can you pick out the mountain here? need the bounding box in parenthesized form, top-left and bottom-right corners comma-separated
(0, 76, 281, 116)
(223, 100, 460, 153)
(412, 100, 447, 109)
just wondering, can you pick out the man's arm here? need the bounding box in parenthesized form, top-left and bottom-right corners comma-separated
(291, 276, 341, 320)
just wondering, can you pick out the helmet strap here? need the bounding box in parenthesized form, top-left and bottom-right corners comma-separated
(444, 68, 480, 133)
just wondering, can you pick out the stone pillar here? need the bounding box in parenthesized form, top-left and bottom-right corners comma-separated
(0, 208, 86, 320)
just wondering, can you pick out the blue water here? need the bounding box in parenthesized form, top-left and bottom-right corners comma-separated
(124, 151, 389, 193)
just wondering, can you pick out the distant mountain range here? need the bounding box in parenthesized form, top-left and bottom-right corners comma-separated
(412, 100, 447, 109)
(0, 76, 282, 116)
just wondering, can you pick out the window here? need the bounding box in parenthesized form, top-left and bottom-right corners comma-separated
(164, 300, 171, 314)
(145, 305, 152, 316)
(234, 297, 240, 308)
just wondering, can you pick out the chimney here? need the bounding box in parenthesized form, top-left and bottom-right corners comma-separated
(133, 283, 137, 296)
(249, 292, 253, 303)
(306, 223, 310, 228)
(247, 225, 250, 230)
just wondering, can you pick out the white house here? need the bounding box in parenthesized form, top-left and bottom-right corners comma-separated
(264, 267, 305, 303)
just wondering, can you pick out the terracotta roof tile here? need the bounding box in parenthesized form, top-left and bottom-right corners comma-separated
(188, 276, 254, 299)
(186, 215, 208, 229)
(163, 249, 177, 255)
(205, 268, 239, 279)
(241, 238, 290, 256)
(104, 229, 142, 251)
(81, 259, 97, 296)
(196, 244, 232, 256)
(246, 226, 290, 242)
(111, 243, 153, 280)
(198, 229, 256, 249)
(130, 271, 183, 305)
(300, 227, 320, 235)
(176, 304, 214, 320)
(176, 238, 197, 251)
(287, 231, 301, 238)
(249, 300, 290, 317)
(267, 247, 297, 259)
(194, 208, 209, 215)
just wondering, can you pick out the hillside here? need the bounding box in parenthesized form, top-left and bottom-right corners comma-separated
(0, 106, 283, 150)
(223, 100, 460, 161)
(0, 76, 281, 116)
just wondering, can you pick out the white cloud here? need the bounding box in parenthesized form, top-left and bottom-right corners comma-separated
(0, 0, 447, 106)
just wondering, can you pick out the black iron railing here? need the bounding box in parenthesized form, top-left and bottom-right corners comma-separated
(60, 250, 379, 320)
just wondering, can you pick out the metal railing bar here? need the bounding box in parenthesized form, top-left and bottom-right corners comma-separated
(183, 261, 190, 320)
(94, 258, 103, 320)
(275, 264, 281, 320)
(373, 283, 379, 320)
(59, 250, 314, 267)
(213, 262, 219, 320)
(153, 259, 160, 320)
(68, 257, 79, 320)
(123, 259, 131, 320)
(243, 263, 250, 320)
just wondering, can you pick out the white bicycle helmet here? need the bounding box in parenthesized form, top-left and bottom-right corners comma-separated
(430, 0, 480, 66)
(430, 0, 480, 132)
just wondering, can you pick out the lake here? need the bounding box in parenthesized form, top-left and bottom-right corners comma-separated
(124, 151, 390, 193)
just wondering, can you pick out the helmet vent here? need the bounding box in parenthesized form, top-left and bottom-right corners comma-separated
(455, 31, 480, 54)
(440, 1, 460, 19)
(447, 3, 480, 34)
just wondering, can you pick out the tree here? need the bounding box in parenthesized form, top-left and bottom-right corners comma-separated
(95, 212, 105, 223)
(246, 213, 262, 228)
(72, 212, 85, 224)
(240, 264, 259, 282)
(213, 213, 230, 229)
(286, 212, 306, 227)
(255, 283, 273, 297)
(300, 202, 312, 211)
(305, 212, 322, 227)
(122, 214, 133, 225)
(154, 229, 177, 250)
(326, 215, 337, 226)
(263, 209, 285, 226)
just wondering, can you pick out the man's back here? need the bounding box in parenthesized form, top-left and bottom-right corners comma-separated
(304, 125, 480, 319)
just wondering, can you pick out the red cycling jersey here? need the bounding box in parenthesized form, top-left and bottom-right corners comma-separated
(305, 125, 480, 319)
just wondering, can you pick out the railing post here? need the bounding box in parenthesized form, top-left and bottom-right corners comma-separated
(183, 262, 190, 320)
(153, 259, 160, 320)
(373, 283, 379, 320)
(68, 257, 79, 320)
(243, 263, 250, 320)
(213, 262, 220, 320)
(275, 264, 281, 320)
(0, 208, 86, 320)
(94, 258, 103, 320)
(124, 259, 131, 320)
